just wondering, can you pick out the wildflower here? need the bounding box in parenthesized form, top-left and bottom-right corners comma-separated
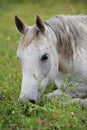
(71, 112, 74, 116)
(7, 36, 11, 41)
(12, 111, 15, 114)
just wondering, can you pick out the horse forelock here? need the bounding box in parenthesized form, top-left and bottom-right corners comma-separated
(18, 26, 40, 49)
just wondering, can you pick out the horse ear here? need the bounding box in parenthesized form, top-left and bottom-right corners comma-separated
(36, 15, 45, 33)
(15, 15, 27, 34)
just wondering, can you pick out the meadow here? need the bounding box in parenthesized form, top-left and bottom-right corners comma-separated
(0, 0, 87, 129)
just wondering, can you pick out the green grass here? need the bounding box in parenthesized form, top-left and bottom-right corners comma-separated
(0, 1, 87, 130)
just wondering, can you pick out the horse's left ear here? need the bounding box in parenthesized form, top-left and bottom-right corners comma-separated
(36, 15, 45, 33)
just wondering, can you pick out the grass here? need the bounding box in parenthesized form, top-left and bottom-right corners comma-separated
(0, 0, 87, 129)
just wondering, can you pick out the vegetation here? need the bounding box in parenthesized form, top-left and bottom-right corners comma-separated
(0, 0, 87, 129)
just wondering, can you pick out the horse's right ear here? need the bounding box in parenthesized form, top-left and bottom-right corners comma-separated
(15, 15, 27, 35)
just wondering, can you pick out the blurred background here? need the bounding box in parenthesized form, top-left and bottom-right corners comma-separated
(0, 0, 87, 26)
(0, 0, 87, 37)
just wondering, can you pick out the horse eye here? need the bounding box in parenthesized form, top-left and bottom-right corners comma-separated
(41, 54, 49, 61)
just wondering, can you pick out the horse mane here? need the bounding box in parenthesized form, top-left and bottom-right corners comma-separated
(18, 26, 39, 49)
(45, 15, 87, 60)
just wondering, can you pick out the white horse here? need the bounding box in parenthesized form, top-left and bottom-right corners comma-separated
(15, 14, 87, 104)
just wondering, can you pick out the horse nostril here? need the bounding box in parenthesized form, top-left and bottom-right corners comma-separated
(29, 99, 36, 104)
